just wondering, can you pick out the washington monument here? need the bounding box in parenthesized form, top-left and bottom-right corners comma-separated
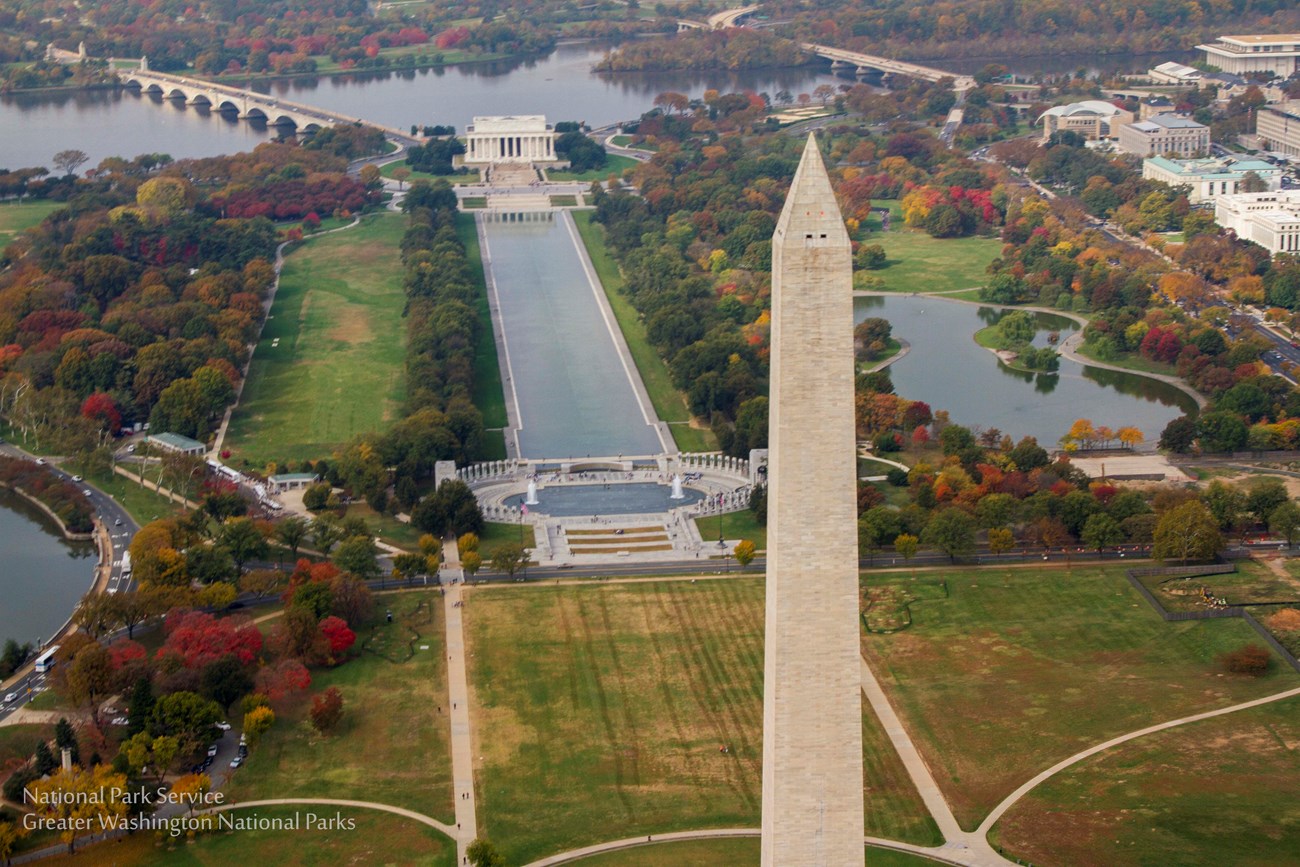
(761, 133, 865, 865)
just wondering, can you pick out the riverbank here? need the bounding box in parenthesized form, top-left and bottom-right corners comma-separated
(0, 481, 93, 541)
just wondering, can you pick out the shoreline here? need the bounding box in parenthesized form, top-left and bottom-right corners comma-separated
(0, 481, 94, 541)
(854, 290, 1208, 411)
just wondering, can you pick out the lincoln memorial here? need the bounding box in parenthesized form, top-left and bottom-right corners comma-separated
(464, 115, 557, 164)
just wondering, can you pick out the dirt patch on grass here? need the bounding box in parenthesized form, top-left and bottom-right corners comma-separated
(327, 303, 374, 345)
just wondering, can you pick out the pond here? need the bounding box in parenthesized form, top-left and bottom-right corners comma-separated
(855, 294, 1196, 447)
(504, 482, 703, 516)
(0, 490, 97, 648)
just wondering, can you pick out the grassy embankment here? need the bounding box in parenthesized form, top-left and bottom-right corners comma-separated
(466, 578, 940, 864)
(571, 211, 716, 453)
(859, 200, 1002, 297)
(224, 212, 409, 468)
(861, 564, 1296, 832)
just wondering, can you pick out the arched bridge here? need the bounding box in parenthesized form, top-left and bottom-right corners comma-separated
(117, 66, 416, 140)
(802, 43, 975, 91)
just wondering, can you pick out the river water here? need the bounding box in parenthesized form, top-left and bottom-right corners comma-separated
(0, 489, 96, 648)
(0, 41, 845, 171)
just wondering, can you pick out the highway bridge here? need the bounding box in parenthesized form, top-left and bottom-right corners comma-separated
(802, 43, 976, 91)
(117, 63, 417, 141)
(677, 3, 758, 31)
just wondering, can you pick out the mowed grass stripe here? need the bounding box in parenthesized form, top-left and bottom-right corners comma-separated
(225, 213, 408, 465)
(456, 212, 509, 433)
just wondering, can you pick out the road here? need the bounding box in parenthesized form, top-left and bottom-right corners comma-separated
(0, 444, 139, 723)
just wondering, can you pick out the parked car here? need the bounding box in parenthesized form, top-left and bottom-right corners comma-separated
(206, 745, 219, 758)
(216, 721, 232, 731)
(229, 756, 242, 769)
(72, 475, 82, 482)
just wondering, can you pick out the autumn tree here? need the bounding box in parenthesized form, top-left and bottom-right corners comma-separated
(986, 527, 1015, 557)
(733, 539, 756, 568)
(310, 686, 345, 734)
(243, 704, 276, 745)
(921, 508, 976, 562)
(1152, 501, 1223, 563)
(318, 617, 356, 663)
(26, 766, 129, 853)
(1269, 501, 1300, 547)
(52, 149, 89, 177)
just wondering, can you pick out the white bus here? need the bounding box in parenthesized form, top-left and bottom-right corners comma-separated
(120, 550, 132, 578)
(33, 646, 59, 674)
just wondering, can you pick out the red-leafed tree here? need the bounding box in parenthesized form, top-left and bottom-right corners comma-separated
(254, 659, 311, 706)
(317, 616, 355, 662)
(107, 639, 147, 671)
(158, 611, 263, 668)
(80, 392, 122, 434)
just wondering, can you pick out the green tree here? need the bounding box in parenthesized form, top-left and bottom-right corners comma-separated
(1159, 415, 1197, 453)
(1152, 501, 1224, 563)
(894, 532, 919, 569)
(467, 838, 506, 867)
(489, 542, 529, 577)
(1081, 513, 1124, 553)
(218, 517, 269, 574)
(986, 526, 1015, 556)
(275, 516, 310, 558)
(1204, 480, 1247, 530)
(1247, 478, 1289, 524)
(149, 692, 222, 756)
(1269, 501, 1300, 547)
(333, 535, 381, 580)
(921, 508, 976, 562)
(412, 479, 484, 538)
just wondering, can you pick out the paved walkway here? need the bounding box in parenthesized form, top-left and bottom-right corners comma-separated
(976, 682, 1300, 837)
(858, 657, 1017, 867)
(440, 538, 479, 863)
(199, 797, 456, 837)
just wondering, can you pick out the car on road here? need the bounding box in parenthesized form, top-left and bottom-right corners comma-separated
(206, 745, 219, 758)
(114, 518, 122, 526)
(110, 716, 128, 725)
(72, 475, 82, 482)
(229, 756, 242, 769)
(3, 692, 17, 704)
(83, 489, 92, 496)
(216, 721, 232, 731)
(35, 458, 45, 465)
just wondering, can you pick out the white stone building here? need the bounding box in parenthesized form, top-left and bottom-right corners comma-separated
(1216, 190, 1300, 254)
(1198, 34, 1300, 77)
(1037, 100, 1133, 142)
(1116, 114, 1210, 157)
(1148, 61, 1203, 85)
(1257, 101, 1300, 160)
(463, 115, 557, 164)
(1142, 156, 1281, 204)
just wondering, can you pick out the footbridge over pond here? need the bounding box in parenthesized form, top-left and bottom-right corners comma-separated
(117, 65, 417, 140)
(802, 43, 976, 91)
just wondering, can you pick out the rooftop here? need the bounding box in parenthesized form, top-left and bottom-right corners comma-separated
(1220, 34, 1300, 45)
(1128, 115, 1207, 132)
(1037, 100, 1126, 122)
(1146, 155, 1278, 178)
(148, 432, 206, 451)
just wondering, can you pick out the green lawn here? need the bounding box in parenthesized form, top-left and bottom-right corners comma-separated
(379, 160, 481, 185)
(466, 578, 937, 864)
(572, 212, 716, 452)
(994, 696, 1300, 867)
(547, 154, 639, 183)
(858, 201, 1002, 294)
(861, 565, 1296, 831)
(224, 212, 408, 467)
(1138, 560, 1300, 613)
(692, 509, 766, 551)
(0, 199, 62, 242)
(39, 806, 455, 867)
(225, 591, 454, 822)
(95, 466, 190, 525)
(0, 722, 54, 769)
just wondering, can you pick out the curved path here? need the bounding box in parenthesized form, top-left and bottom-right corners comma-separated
(520, 827, 972, 867)
(198, 797, 457, 837)
(976, 683, 1300, 838)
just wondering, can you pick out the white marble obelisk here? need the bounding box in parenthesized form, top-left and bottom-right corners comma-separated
(761, 133, 865, 866)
